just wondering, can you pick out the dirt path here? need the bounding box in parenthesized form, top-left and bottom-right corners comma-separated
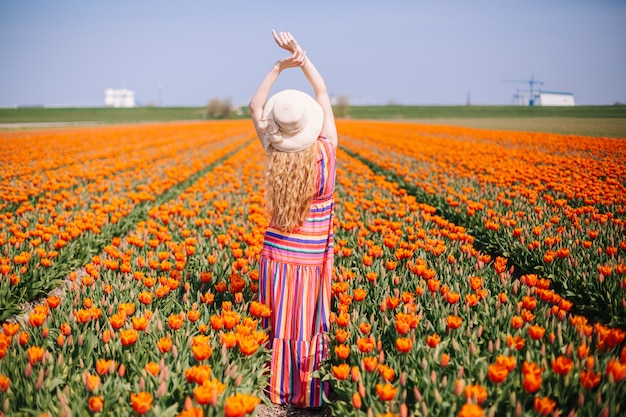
(256, 404, 333, 417)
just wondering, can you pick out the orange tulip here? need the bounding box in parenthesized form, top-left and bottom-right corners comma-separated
(363, 356, 378, 373)
(426, 333, 440, 348)
(533, 397, 556, 416)
(335, 344, 350, 360)
(167, 313, 184, 330)
(85, 373, 100, 392)
(522, 361, 543, 393)
(551, 356, 573, 376)
(464, 384, 487, 404)
(130, 391, 152, 415)
(194, 378, 226, 405)
(580, 369, 601, 390)
(332, 363, 350, 380)
(185, 364, 213, 385)
(144, 361, 160, 376)
(457, 403, 485, 417)
(357, 337, 375, 353)
(528, 325, 546, 340)
(487, 363, 508, 384)
(96, 359, 114, 375)
(375, 383, 398, 401)
(27, 346, 45, 365)
(395, 337, 413, 353)
(446, 315, 462, 330)
(606, 359, 626, 382)
(88, 396, 104, 413)
(120, 329, 138, 347)
(506, 335, 525, 351)
(0, 375, 10, 392)
(224, 393, 260, 417)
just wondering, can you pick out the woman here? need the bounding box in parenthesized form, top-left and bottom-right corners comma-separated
(249, 30, 337, 408)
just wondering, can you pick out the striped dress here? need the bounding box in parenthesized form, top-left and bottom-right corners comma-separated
(259, 136, 336, 407)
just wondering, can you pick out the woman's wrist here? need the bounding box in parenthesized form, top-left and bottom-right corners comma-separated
(272, 61, 283, 73)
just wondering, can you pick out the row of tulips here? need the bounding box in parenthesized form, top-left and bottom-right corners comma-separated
(325, 146, 626, 416)
(1, 130, 272, 416)
(336, 120, 626, 327)
(0, 122, 253, 321)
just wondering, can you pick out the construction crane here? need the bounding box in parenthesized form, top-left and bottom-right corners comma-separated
(503, 76, 544, 106)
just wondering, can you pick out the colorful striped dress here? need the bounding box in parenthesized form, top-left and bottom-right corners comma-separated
(259, 136, 336, 407)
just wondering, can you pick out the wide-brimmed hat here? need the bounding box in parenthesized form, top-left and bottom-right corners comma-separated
(260, 89, 323, 153)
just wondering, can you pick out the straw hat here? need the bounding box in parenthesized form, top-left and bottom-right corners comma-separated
(260, 89, 323, 153)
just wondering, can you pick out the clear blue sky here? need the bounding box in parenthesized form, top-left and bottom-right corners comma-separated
(1, 0, 624, 107)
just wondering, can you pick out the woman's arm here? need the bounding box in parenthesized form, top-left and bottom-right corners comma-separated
(273, 30, 337, 147)
(249, 50, 307, 147)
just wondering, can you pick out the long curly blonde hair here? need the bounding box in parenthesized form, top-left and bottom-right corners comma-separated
(265, 141, 318, 232)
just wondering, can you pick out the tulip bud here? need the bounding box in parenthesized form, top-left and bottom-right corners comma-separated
(156, 381, 167, 398)
(400, 403, 408, 417)
(184, 396, 194, 410)
(602, 407, 609, 417)
(36, 368, 44, 390)
(414, 387, 422, 402)
(578, 393, 584, 407)
(430, 370, 437, 384)
(421, 358, 428, 370)
(434, 387, 442, 403)
(488, 340, 493, 353)
(235, 374, 242, 386)
(454, 379, 464, 396)
(358, 382, 366, 399)
(78, 335, 83, 346)
(139, 376, 145, 391)
(515, 401, 522, 417)
(352, 393, 362, 409)
(25, 363, 32, 378)
(118, 364, 126, 377)
(367, 408, 374, 417)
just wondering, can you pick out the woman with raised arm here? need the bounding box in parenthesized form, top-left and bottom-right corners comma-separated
(249, 30, 337, 408)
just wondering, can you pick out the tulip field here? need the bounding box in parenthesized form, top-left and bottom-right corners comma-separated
(0, 120, 625, 417)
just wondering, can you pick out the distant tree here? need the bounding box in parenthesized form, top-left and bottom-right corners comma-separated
(206, 97, 233, 119)
(206, 98, 222, 118)
(220, 97, 233, 119)
(334, 95, 350, 118)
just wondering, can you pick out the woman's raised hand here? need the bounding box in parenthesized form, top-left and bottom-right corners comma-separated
(272, 29, 302, 53)
(276, 49, 308, 70)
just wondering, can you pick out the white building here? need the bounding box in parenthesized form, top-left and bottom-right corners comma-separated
(104, 88, 135, 108)
(533, 91, 575, 106)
